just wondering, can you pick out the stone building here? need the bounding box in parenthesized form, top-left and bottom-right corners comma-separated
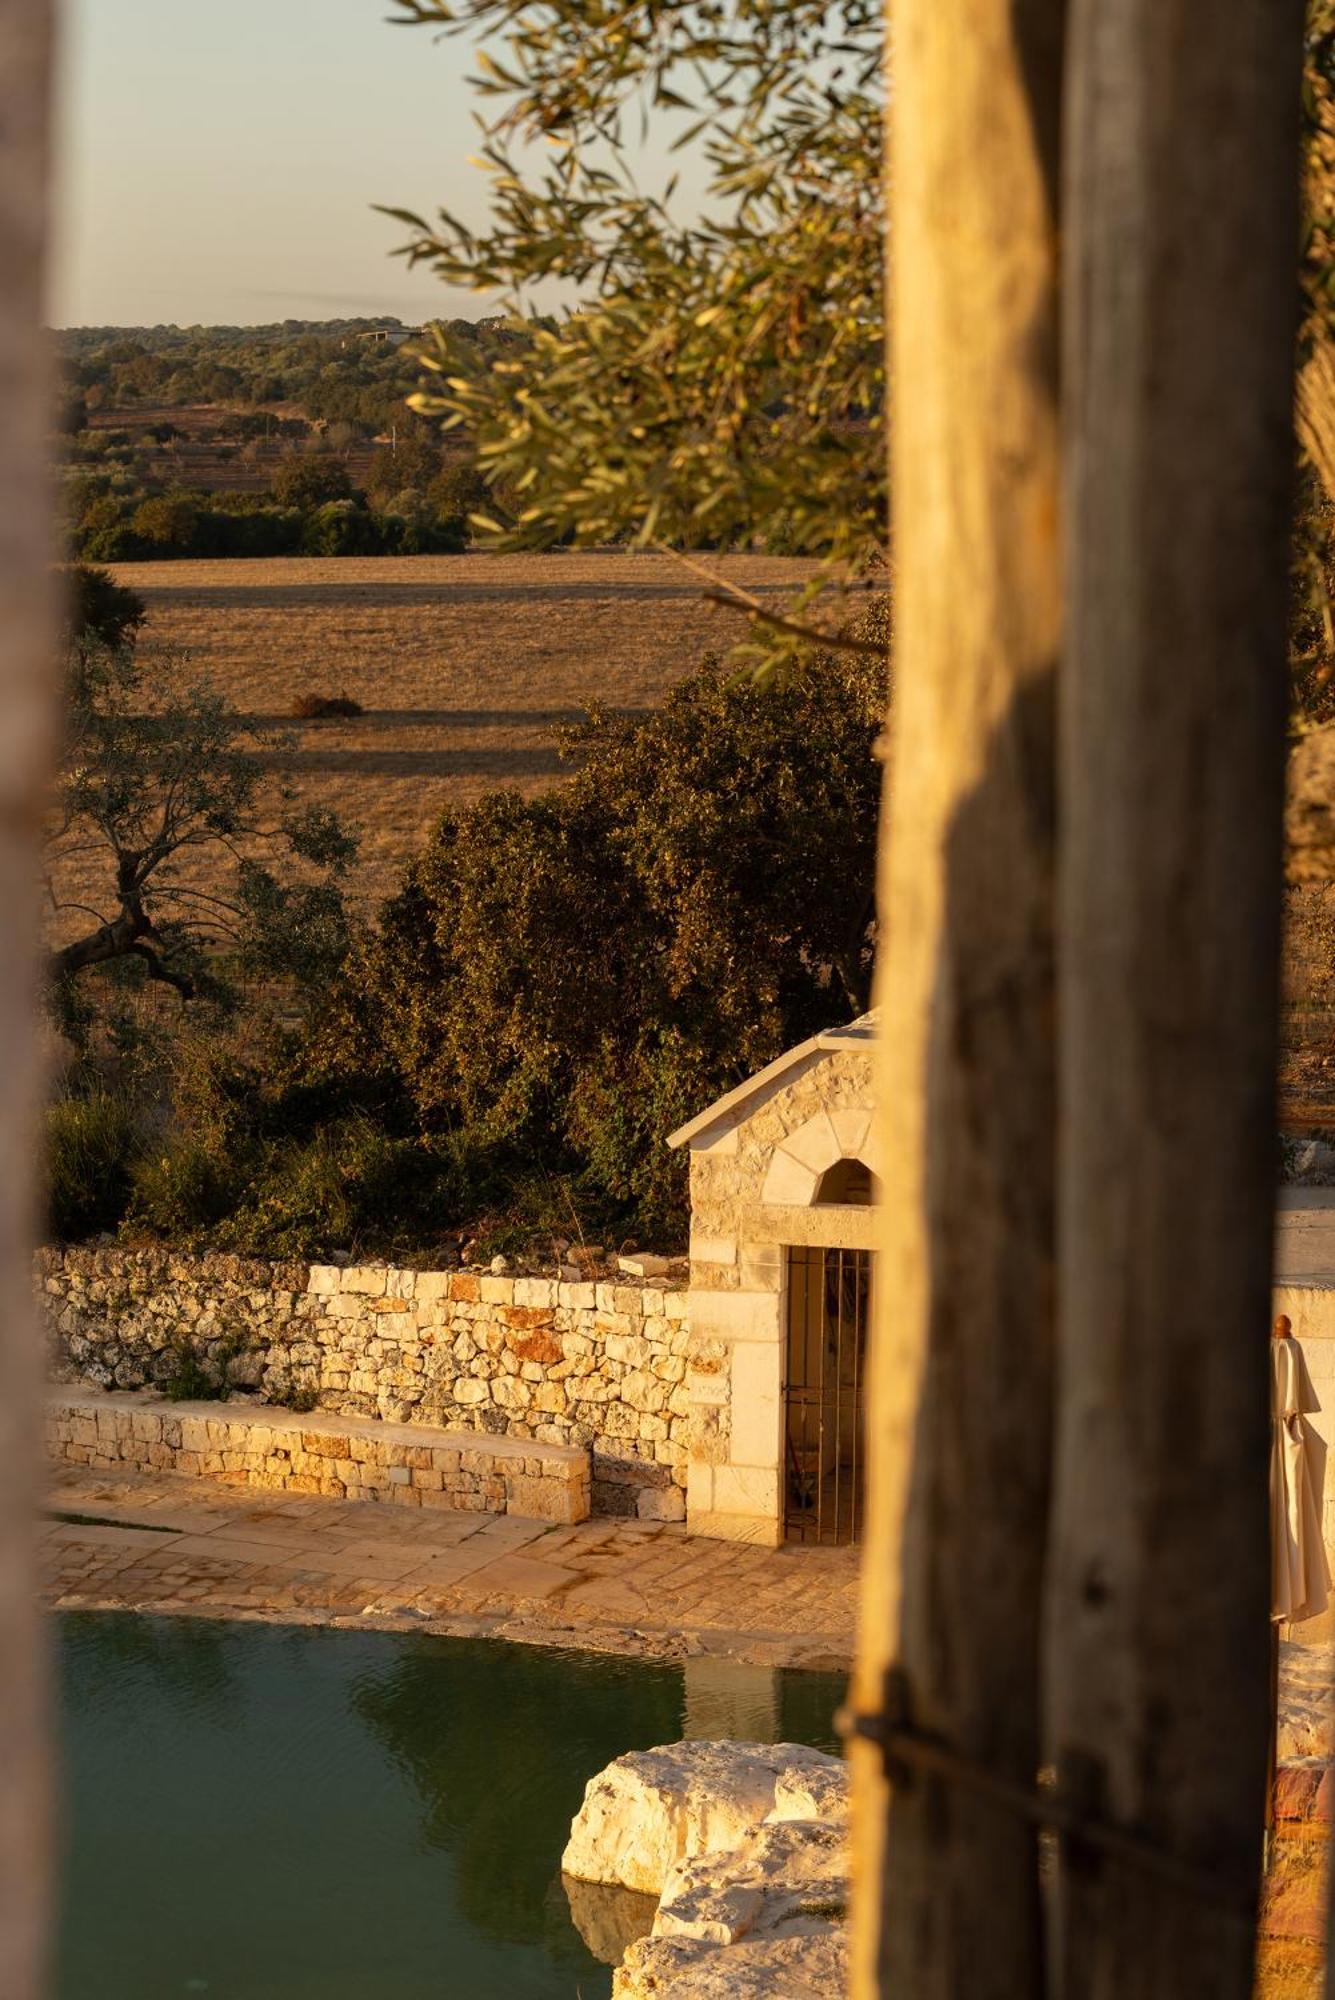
(669, 1014, 878, 1548)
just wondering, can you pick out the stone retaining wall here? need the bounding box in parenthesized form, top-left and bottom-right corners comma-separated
(46, 1386, 590, 1521)
(37, 1248, 689, 1520)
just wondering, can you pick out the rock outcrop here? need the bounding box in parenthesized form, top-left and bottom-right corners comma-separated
(563, 1738, 849, 1995)
(561, 1738, 843, 1895)
(614, 1927, 848, 1998)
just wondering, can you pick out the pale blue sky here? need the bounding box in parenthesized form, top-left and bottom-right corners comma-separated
(51, 0, 647, 328)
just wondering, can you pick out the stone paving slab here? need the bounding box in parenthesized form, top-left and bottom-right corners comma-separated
(42, 1463, 858, 1670)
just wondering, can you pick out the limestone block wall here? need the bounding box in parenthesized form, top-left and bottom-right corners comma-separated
(681, 1037, 877, 1546)
(37, 1248, 689, 1520)
(46, 1386, 591, 1521)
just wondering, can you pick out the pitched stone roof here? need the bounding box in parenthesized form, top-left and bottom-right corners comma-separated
(666, 1013, 877, 1151)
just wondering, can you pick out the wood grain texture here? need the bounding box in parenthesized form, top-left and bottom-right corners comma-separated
(851, 1, 1064, 1993)
(0, 1, 57, 1991)
(1050, 4, 1303, 1994)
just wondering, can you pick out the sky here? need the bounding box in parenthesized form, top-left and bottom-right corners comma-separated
(50, 0, 559, 328)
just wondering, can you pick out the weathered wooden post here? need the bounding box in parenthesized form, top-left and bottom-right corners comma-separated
(0, 2, 58, 1991)
(848, 0, 1065, 1992)
(1046, 3, 1303, 1995)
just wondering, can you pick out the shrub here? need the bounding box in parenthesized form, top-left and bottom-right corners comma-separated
(130, 493, 200, 555)
(301, 499, 383, 557)
(270, 456, 353, 509)
(46, 1089, 143, 1241)
(64, 564, 146, 651)
(82, 523, 151, 565)
(213, 1117, 456, 1258)
(127, 1139, 239, 1241)
(427, 460, 492, 530)
(291, 692, 365, 720)
(301, 616, 887, 1238)
(161, 1345, 226, 1403)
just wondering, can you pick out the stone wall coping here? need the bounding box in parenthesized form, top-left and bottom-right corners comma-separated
(48, 1385, 589, 1474)
(35, 1245, 685, 1301)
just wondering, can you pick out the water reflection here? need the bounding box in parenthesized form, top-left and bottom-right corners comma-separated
(349, 1637, 681, 1958)
(561, 1878, 660, 1966)
(56, 1613, 845, 2000)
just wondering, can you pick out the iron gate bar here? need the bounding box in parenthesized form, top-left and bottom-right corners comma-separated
(783, 1245, 870, 1546)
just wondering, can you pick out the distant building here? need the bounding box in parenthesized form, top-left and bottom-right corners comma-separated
(355, 327, 422, 351)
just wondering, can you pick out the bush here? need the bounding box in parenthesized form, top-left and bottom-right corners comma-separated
(82, 523, 152, 565)
(291, 692, 365, 720)
(213, 1118, 459, 1258)
(131, 492, 200, 554)
(301, 499, 384, 557)
(46, 1089, 143, 1241)
(301, 616, 887, 1238)
(270, 456, 354, 509)
(64, 564, 146, 651)
(127, 1140, 239, 1241)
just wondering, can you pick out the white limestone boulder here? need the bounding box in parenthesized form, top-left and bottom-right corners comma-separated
(653, 1817, 847, 1947)
(766, 1758, 850, 1828)
(560, 1739, 846, 1895)
(613, 1927, 849, 1998)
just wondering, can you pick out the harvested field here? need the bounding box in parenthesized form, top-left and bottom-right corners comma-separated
(59, 551, 847, 926)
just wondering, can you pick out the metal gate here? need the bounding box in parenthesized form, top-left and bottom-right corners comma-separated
(783, 1246, 870, 1545)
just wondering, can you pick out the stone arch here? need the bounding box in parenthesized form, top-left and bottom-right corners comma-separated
(814, 1157, 876, 1205)
(761, 1106, 880, 1206)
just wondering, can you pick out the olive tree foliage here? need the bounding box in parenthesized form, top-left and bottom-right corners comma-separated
(47, 625, 357, 1008)
(385, 0, 884, 670)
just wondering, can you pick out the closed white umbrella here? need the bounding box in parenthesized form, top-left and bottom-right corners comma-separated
(1271, 1319, 1331, 1626)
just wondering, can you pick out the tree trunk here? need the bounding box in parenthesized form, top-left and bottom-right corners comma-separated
(0, 1, 57, 1992)
(1048, 4, 1303, 1995)
(849, 1, 1065, 1993)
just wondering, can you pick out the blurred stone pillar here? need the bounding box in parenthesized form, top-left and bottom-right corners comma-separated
(0, 2, 58, 1992)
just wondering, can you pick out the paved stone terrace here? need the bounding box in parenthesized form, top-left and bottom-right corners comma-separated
(41, 1462, 858, 1671)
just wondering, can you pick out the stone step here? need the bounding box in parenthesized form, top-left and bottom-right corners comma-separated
(45, 1386, 590, 1523)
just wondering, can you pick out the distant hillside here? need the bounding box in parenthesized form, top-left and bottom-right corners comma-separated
(50, 318, 530, 562)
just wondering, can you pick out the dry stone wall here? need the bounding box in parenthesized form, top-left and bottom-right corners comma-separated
(37, 1248, 689, 1519)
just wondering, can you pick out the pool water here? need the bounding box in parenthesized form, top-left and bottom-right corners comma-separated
(55, 1613, 846, 1999)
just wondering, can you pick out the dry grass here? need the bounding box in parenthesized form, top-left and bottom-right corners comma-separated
(55, 551, 840, 930)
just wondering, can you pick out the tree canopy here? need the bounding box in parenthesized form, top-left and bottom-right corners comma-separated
(47, 613, 358, 1006)
(297, 618, 885, 1236)
(387, 0, 884, 668)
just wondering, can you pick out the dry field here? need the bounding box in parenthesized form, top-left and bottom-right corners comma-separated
(57, 551, 837, 929)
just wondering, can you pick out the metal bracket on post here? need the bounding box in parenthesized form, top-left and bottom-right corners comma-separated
(837, 1664, 1246, 1912)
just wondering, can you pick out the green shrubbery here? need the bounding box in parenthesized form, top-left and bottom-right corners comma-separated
(46, 1089, 144, 1241)
(298, 619, 886, 1239)
(46, 617, 886, 1253)
(75, 485, 474, 564)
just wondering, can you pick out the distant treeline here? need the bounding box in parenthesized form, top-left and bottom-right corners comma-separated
(49, 315, 809, 563)
(66, 450, 492, 564)
(50, 318, 520, 560)
(53, 316, 524, 437)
